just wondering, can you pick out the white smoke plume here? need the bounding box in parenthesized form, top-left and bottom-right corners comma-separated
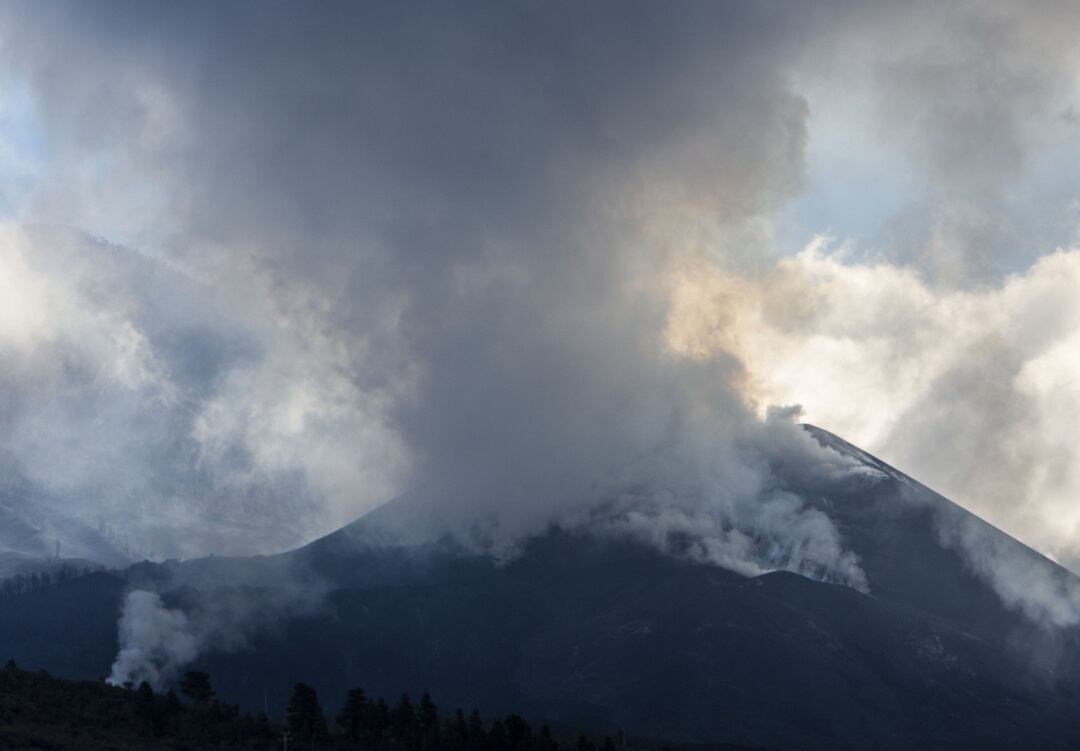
(0, 1, 878, 590)
(670, 239, 1080, 578)
(106, 580, 326, 689)
(936, 510, 1080, 630)
(585, 493, 868, 591)
(107, 590, 197, 689)
(2, 0, 1080, 640)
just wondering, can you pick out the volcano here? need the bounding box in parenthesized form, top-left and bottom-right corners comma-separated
(2, 425, 1080, 750)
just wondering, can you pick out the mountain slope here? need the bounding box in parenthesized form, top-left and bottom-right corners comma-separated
(0, 482, 132, 581)
(3, 426, 1080, 750)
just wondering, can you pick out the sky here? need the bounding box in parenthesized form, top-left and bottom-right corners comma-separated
(1, 2, 1080, 571)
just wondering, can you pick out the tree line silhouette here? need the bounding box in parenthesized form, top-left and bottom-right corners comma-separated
(0, 564, 98, 598)
(0, 660, 689, 751)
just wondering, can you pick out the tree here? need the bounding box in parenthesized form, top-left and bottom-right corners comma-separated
(505, 714, 531, 751)
(536, 724, 559, 751)
(178, 670, 215, 705)
(135, 681, 155, 713)
(368, 697, 391, 747)
(488, 718, 510, 751)
(135, 680, 164, 736)
(419, 690, 440, 748)
(468, 708, 487, 751)
(448, 708, 469, 751)
(336, 687, 367, 741)
(393, 691, 416, 742)
(287, 681, 327, 740)
(164, 688, 182, 714)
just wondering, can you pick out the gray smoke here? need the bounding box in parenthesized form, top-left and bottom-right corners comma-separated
(107, 577, 325, 689)
(2, 2, 1079, 659)
(936, 507, 1080, 629)
(0, 0, 875, 583)
(107, 590, 198, 688)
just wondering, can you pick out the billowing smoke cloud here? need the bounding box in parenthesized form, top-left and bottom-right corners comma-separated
(0, 224, 406, 558)
(0, 0, 866, 575)
(790, 1, 1080, 283)
(1, 0, 1080, 648)
(671, 240, 1080, 577)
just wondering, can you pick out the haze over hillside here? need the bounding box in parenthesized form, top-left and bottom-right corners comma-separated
(3, 3, 1080, 749)
(2, 1, 1080, 570)
(5, 426, 1080, 750)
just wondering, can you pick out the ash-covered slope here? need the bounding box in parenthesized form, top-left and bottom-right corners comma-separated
(3, 426, 1080, 750)
(800, 425, 1080, 637)
(0, 482, 131, 581)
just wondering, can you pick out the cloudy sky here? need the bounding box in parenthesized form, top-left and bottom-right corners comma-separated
(1, 1, 1080, 569)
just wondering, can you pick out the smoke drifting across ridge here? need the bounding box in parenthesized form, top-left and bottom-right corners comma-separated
(670, 240, 1080, 575)
(0, 0, 875, 584)
(2, 0, 1080, 635)
(0, 223, 403, 558)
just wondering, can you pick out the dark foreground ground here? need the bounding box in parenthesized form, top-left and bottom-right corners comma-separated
(5, 427, 1080, 749)
(0, 661, 771, 751)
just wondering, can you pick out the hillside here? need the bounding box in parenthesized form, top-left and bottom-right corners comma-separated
(1, 660, 688, 751)
(2, 426, 1080, 749)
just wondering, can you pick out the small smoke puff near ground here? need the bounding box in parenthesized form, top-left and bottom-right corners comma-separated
(107, 591, 197, 689)
(106, 576, 327, 690)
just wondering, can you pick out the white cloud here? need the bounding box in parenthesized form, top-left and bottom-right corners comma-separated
(668, 238, 1080, 566)
(0, 224, 409, 557)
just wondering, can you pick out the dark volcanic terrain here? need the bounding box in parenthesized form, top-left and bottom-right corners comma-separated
(3, 426, 1080, 750)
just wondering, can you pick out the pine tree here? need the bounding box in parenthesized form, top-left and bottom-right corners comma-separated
(178, 670, 215, 705)
(537, 724, 559, 751)
(368, 696, 392, 747)
(287, 682, 327, 740)
(135, 680, 159, 735)
(489, 718, 510, 751)
(419, 690, 440, 748)
(164, 688, 182, 715)
(337, 687, 368, 741)
(468, 708, 487, 751)
(505, 714, 531, 750)
(393, 692, 416, 744)
(449, 708, 469, 751)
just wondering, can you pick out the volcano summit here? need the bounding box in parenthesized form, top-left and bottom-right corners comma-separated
(3, 426, 1080, 750)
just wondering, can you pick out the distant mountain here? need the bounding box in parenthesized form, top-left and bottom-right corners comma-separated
(3, 426, 1080, 750)
(0, 481, 131, 581)
(0, 226, 316, 564)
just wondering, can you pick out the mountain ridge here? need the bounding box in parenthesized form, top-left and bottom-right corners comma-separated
(3, 425, 1080, 749)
